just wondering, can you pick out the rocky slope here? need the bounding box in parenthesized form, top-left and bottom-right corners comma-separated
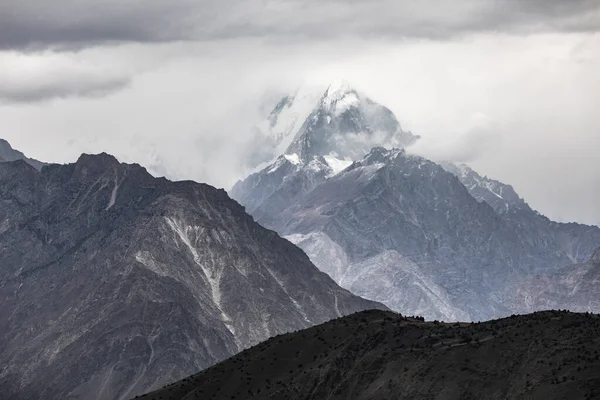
(0, 138, 46, 170)
(0, 154, 384, 400)
(516, 248, 600, 313)
(138, 309, 600, 400)
(232, 146, 600, 321)
(443, 162, 600, 264)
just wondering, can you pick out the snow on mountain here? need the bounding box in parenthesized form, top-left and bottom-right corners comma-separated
(233, 146, 600, 321)
(441, 162, 529, 214)
(247, 81, 419, 169)
(285, 82, 419, 163)
(443, 161, 600, 265)
(322, 153, 353, 176)
(249, 85, 325, 168)
(233, 83, 600, 322)
(320, 80, 360, 115)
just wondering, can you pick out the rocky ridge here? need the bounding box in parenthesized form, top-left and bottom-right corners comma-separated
(0, 153, 384, 400)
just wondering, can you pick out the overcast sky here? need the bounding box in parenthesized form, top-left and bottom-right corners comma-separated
(1, 0, 599, 225)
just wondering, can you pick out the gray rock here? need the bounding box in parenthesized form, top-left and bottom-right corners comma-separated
(515, 247, 600, 313)
(0, 138, 46, 170)
(0, 154, 385, 400)
(442, 162, 600, 266)
(233, 147, 600, 322)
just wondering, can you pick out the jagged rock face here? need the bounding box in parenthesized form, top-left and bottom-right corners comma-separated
(443, 162, 600, 265)
(441, 162, 529, 213)
(0, 138, 46, 170)
(0, 155, 384, 400)
(231, 154, 337, 227)
(233, 147, 600, 321)
(233, 83, 420, 223)
(140, 309, 600, 400)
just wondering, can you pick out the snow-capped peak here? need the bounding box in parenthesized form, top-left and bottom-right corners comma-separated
(326, 80, 352, 96)
(284, 153, 302, 165)
(440, 161, 530, 214)
(321, 80, 360, 116)
(249, 81, 419, 171)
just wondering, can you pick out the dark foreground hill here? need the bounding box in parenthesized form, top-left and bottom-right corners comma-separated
(138, 309, 600, 400)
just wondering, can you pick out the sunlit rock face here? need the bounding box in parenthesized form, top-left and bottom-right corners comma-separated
(0, 154, 384, 400)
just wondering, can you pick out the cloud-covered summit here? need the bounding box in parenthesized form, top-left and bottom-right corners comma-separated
(0, 52, 130, 102)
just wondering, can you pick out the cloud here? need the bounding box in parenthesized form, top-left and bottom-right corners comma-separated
(0, 32, 598, 225)
(407, 113, 502, 163)
(1, 0, 599, 50)
(0, 52, 131, 102)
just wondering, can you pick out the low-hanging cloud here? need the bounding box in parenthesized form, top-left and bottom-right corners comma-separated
(407, 113, 502, 164)
(1, 0, 599, 50)
(0, 52, 131, 102)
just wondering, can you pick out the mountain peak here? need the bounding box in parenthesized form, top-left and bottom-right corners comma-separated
(441, 161, 530, 214)
(0, 138, 21, 160)
(0, 138, 12, 148)
(325, 80, 353, 95)
(250, 83, 418, 170)
(0, 138, 47, 171)
(72, 153, 126, 183)
(317, 80, 362, 116)
(76, 152, 120, 169)
(283, 85, 418, 164)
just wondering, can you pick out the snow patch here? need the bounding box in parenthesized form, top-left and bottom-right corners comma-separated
(164, 217, 234, 334)
(135, 251, 169, 277)
(106, 176, 119, 210)
(283, 153, 301, 165)
(323, 154, 353, 176)
(321, 80, 360, 116)
(264, 266, 311, 324)
(334, 92, 360, 115)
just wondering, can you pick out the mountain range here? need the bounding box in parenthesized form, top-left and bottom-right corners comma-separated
(0, 150, 384, 399)
(231, 83, 600, 321)
(2, 81, 599, 400)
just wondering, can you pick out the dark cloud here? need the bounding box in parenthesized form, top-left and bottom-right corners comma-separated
(1, 32, 598, 224)
(0, 77, 129, 102)
(1, 0, 599, 50)
(0, 52, 131, 102)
